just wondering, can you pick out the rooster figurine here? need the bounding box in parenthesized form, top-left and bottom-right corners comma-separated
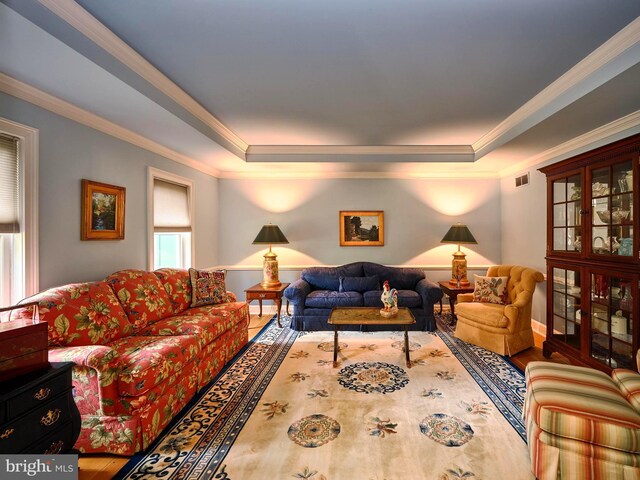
(380, 280, 398, 317)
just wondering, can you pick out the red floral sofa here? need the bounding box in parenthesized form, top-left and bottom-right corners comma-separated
(14, 268, 249, 455)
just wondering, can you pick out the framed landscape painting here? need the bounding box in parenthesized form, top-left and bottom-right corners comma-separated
(81, 179, 126, 240)
(339, 210, 384, 246)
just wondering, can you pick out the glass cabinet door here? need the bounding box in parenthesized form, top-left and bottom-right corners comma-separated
(590, 161, 634, 258)
(590, 272, 634, 369)
(551, 267, 582, 350)
(552, 174, 582, 252)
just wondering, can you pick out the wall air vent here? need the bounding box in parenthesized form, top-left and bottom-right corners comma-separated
(515, 172, 530, 188)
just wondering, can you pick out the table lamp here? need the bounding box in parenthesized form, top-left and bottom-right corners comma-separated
(441, 223, 477, 287)
(252, 224, 289, 287)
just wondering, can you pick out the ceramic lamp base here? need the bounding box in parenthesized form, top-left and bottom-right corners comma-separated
(261, 251, 281, 288)
(450, 250, 470, 287)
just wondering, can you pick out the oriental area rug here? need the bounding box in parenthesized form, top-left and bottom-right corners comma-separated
(115, 315, 533, 480)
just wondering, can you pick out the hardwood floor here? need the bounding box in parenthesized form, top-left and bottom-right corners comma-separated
(77, 312, 568, 479)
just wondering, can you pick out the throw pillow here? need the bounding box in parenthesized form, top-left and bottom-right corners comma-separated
(339, 276, 380, 293)
(189, 268, 227, 307)
(302, 273, 340, 291)
(472, 275, 509, 304)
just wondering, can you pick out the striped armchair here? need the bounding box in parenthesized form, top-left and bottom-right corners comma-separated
(525, 361, 640, 479)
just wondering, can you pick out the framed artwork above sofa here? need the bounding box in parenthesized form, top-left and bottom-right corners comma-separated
(339, 210, 384, 246)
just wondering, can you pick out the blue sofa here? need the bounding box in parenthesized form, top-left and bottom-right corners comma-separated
(284, 262, 443, 331)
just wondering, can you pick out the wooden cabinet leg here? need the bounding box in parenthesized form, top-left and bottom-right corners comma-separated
(542, 340, 552, 359)
(258, 299, 263, 317)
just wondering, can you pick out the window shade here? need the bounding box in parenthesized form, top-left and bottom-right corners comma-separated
(153, 179, 191, 232)
(0, 134, 19, 234)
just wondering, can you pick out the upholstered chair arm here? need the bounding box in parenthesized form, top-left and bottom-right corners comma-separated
(225, 291, 237, 303)
(49, 345, 122, 416)
(284, 279, 311, 306)
(415, 278, 443, 305)
(458, 293, 474, 303)
(511, 290, 533, 309)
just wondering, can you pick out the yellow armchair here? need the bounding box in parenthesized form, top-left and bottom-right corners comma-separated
(454, 265, 544, 356)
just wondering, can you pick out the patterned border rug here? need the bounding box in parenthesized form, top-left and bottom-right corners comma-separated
(115, 314, 532, 480)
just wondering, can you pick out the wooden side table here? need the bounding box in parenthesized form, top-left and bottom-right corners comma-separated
(438, 281, 475, 321)
(245, 283, 290, 328)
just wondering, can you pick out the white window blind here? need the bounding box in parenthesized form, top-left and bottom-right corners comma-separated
(0, 134, 19, 234)
(153, 179, 191, 232)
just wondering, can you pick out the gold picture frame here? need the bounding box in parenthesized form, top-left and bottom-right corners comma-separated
(339, 210, 384, 246)
(81, 179, 126, 240)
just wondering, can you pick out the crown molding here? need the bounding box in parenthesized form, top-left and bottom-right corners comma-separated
(499, 109, 640, 178)
(474, 16, 640, 159)
(246, 144, 475, 163)
(248, 145, 473, 155)
(0, 73, 221, 178)
(37, 0, 249, 158)
(218, 169, 498, 180)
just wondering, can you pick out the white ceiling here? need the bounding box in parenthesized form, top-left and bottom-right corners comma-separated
(1, 0, 640, 177)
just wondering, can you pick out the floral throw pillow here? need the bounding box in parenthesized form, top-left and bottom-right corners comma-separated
(189, 268, 227, 307)
(472, 275, 509, 305)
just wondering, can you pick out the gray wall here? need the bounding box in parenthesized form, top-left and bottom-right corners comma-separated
(219, 177, 503, 296)
(0, 92, 219, 290)
(500, 170, 548, 325)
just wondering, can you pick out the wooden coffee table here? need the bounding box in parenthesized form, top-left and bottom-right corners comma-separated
(327, 307, 416, 368)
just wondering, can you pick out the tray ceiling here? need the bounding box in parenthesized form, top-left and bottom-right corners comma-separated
(1, 0, 639, 176)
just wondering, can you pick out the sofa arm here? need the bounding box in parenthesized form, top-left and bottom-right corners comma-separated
(225, 291, 237, 303)
(49, 345, 121, 416)
(415, 278, 443, 305)
(458, 293, 474, 303)
(284, 279, 311, 306)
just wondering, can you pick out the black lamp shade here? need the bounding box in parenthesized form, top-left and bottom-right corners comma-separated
(441, 223, 477, 244)
(252, 224, 289, 244)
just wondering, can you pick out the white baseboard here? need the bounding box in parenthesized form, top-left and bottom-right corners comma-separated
(531, 319, 546, 337)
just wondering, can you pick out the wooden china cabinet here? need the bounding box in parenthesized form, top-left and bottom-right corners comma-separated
(540, 133, 640, 373)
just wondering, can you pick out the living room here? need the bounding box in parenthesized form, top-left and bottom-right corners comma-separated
(1, 1, 640, 479)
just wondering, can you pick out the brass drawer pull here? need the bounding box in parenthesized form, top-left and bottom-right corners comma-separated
(259, 293, 267, 298)
(34, 387, 51, 401)
(40, 409, 61, 426)
(45, 440, 65, 455)
(0, 428, 14, 439)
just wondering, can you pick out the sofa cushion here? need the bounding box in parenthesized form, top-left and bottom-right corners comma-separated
(362, 263, 424, 290)
(363, 290, 422, 308)
(455, 302, 508, 328)
(305, 290, 363, 308)
(302, 273, 340, 291)
(526, 362, 640, 453)
(612, 369, 640, 413)
(110, 334, 201, 397)
(340, 276, 379, 293)
(182, 302, 249, 331)
(138, 315, 226, 348)
(106, 269, 173, 330)
(189, 268, 227, 306)
(26, 282, 133, 347)
(154, 268, 192, 315)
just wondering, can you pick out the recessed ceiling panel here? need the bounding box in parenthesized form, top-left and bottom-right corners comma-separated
(75, 0, 640, 146)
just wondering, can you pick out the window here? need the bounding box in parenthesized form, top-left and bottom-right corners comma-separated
(0, 118, 38, 308)
(148, 168, 194, 270)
